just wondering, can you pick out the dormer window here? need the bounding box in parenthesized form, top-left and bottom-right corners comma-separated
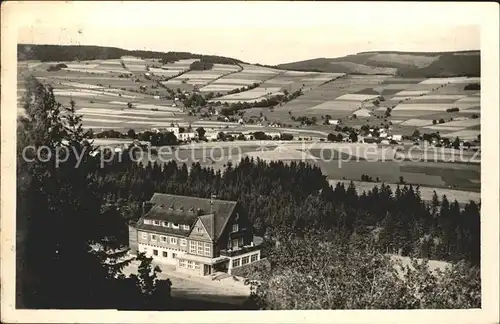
(162, 221, 168, 227)
(179, 206, 184, 211)
(153, 220, 160, 226)
(189, 207, 195, 213)
(169, 204, 174, 210)
(232, 224, 239, 232)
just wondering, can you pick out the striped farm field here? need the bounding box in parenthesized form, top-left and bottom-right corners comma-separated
(442, 129, 480, 140)
(334, 93, 380, 101)
(53, 89, 138, 99)
(199, 84, 246, 92)
(280, 70, 317, 76)
(62, 68, 121, 74)
(456, 96, 481, 103)
(429, 83, 477, 95)
(432, 118, 480, 128)
(211, 86, 283, 102)
(77, 107, 179, 116)
(160, 59, 198, 71)
(278, 74, 391, 115)
(411, 94, 466, 101)
(419, 77, 479, 85)
(422, 125, 464, 131)
(394, 90, 430, 97)
(390, 110, 447, 118)
(59, 82, 105, 89)
(462, 108, 480, 114)
(399, 119, 435, 127)
(308, 100, 363, 111)
(264, 79, 295, 85)
(148, 68, 182, 77)
(83, 113, 183, 121)
(212, 64, 241, 71)
(382, 78, 426, 84)
(178, 71, 226, 79)
(66, 64, 100, 69)
(393, 103, 455, 111)
(212, 78, 262, 85)
(389, 96, 415, 102)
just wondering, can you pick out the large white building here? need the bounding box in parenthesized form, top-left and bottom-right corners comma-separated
(128, 193, 263, 276)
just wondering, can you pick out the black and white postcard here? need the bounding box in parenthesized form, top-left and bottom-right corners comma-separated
(1, 2, 499, 323)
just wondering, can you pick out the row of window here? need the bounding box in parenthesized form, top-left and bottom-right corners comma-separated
(142, 232, 187, 246)
(232, 253, 259, 268)
(189, 240, 211, 257)
(152, 249, 177, 259)
(179, 260, 200, 270)
(144, 219, 190, 231)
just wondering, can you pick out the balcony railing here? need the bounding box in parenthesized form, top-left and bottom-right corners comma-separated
(219, 243, 260, 257)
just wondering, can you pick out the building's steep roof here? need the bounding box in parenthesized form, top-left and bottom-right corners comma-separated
(147, 193, 238, 241)
(199, 214, 215, 240)
(144, 204, 199, 224)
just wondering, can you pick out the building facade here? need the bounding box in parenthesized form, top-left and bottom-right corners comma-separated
(128, 193, 262, 276)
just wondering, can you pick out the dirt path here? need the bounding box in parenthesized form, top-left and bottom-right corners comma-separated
(123, 261, 251, 306)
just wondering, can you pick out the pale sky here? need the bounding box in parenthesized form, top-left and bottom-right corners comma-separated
(13, 2, 481, 65)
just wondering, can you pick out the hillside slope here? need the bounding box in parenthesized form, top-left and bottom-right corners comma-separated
(277, 50, 480, 77)
(17, 44, 244, 65)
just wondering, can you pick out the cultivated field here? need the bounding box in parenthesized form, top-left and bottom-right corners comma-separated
(21, 56, 481, 174)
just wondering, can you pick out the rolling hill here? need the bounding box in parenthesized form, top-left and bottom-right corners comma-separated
(17, 44, 244, 65)
(276, 50, 480, 77)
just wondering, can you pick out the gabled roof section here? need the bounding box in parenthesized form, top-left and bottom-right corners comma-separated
(199, 214, 215, 240)
(148, 193, 238, 241)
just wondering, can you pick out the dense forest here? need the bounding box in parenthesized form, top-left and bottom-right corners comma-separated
(94, 153, 480, 266)
(17, 44, 243, 65)
(16, 76, 481, 310)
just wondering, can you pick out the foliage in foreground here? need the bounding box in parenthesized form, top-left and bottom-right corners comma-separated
(246, 233, 481, 309)
(17, 76, 171, 309)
